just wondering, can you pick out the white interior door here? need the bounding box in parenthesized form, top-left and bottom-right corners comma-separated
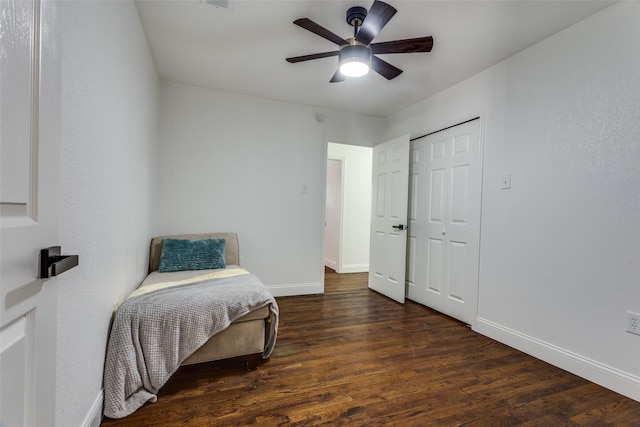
(368, 135, 410, 303)
(1, 0, 61, 425)
(407, 119, 482, 324)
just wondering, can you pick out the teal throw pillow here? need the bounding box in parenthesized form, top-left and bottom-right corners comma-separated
(158, 238, 226, 273)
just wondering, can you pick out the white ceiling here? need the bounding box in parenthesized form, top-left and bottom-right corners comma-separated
(135, 0, 614, 118)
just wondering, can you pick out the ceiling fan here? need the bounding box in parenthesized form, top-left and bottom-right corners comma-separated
(286, 0, 433, 82)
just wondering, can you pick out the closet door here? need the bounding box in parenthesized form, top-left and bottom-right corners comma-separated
(406, 144, 425, 303)
(410, 119, 482, 325)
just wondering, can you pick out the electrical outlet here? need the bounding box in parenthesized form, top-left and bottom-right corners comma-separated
(626, 311, 640, 336)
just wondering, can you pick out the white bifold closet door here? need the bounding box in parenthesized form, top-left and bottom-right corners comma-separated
(406, 119, 482, 325)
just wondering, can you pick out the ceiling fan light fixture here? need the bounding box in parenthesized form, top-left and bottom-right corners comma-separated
(338, 44, 371, 77)
(286, 1, 431, 82)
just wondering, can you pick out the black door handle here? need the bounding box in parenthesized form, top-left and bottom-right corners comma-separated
(40, 246, 79, 279)
(392, 224, 406, 230)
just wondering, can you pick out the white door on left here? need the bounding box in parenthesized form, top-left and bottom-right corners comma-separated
(1, 0, 61, 425)
(368, 135, 410, 303)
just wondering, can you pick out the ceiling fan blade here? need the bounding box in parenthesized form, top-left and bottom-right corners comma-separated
(286, 51, 339, 63)
(355, 0, 397, 46)
(330, 69, 345, 83)
(293, 18, 349, 46)
(371, 55, 403, 80)
(371, 36, 433, 54)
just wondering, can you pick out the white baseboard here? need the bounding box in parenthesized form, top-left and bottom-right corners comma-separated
(267, 281, 323, 297)
(324, 259, 337, 271)
(475, 317, 640, 402)
(82, 390, 103, 427)
(339, 264, 369, 273)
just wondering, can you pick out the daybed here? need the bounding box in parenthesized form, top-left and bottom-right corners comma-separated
(103, 232, 278, 419)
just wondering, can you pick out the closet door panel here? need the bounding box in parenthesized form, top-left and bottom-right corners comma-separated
(405, 119, 482, 325)
(427, 238, 444, 295)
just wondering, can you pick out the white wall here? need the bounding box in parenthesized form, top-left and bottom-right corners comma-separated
(157, 82, 385, 296)
(327, 143, 372, 273)
(387, 2, 640, 401)
(56, 2, 159, 426)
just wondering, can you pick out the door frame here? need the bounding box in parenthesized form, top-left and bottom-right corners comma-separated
(320, 138, 374, 292)
(325, 156, 345, 272)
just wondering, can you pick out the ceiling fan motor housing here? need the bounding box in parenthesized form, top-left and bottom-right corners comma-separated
(346, 6, 367, 27)
(340, 44, 372, 62)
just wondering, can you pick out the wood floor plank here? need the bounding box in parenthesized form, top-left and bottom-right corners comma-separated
(101, 269, 640, 426)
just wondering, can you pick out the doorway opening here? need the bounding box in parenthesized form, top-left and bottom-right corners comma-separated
(324, 142, 373, 274)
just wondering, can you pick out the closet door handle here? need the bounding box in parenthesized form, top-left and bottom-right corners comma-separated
(442, 230, 446, 236)
(392, 224, 406, 231)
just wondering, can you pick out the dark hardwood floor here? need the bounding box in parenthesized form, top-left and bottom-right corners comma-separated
(102, 268, 640, 426)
